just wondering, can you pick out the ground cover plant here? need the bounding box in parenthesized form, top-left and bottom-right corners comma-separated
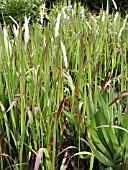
(0, 0, 128, 169)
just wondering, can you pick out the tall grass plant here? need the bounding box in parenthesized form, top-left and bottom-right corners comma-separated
(0, 1, 128, 169)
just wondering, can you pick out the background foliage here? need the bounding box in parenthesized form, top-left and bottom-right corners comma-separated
(0, 0, 128, 28)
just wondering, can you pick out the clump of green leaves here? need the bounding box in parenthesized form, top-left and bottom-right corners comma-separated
(0, 0, 48, 27)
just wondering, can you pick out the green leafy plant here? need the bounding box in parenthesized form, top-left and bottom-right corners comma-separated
(88, 94, 128, 169)
(0, 0, 49, 27)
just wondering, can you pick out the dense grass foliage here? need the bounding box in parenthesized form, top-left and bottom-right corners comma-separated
(0, 1, 128, 170)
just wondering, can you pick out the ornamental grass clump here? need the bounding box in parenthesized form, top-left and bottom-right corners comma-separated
(0, 1, 128, 169)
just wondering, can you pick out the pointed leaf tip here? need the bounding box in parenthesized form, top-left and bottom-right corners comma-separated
(6, 94, 20, 113)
